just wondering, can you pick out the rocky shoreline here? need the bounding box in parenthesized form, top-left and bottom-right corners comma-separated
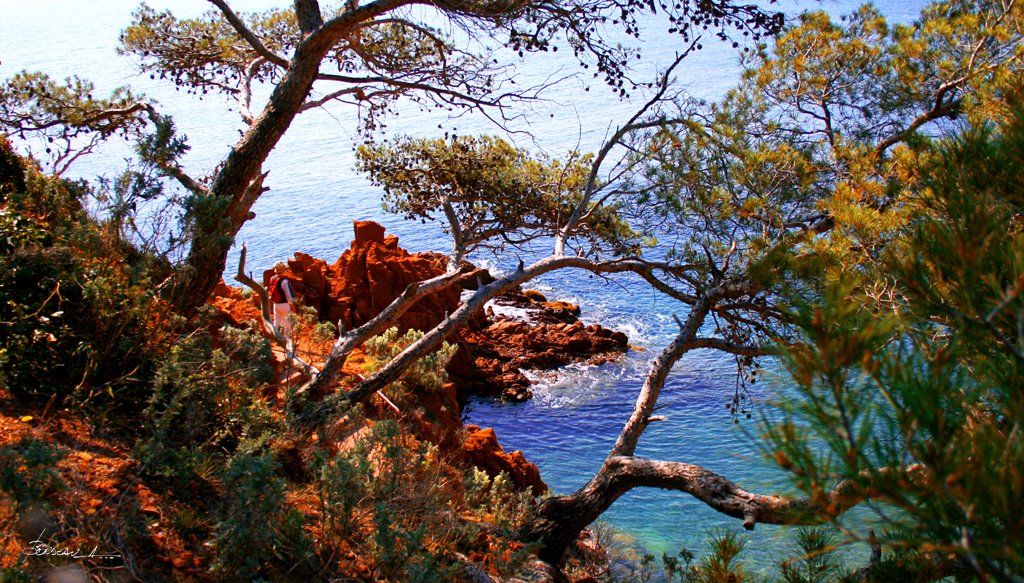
(208, 221, 630, 494)
(212, 220, 629, 402)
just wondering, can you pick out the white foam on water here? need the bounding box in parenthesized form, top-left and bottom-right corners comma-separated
(483, 300, 533, 322)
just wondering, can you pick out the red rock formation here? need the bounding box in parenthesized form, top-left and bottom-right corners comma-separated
(209, 220, 628, 403)
(207, 279, 262, 326)
(447, 290, 628, 401)
(463, 425, 547, 496)
(260, 220, 461, 335)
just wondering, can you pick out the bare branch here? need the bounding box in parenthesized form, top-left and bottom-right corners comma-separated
(556, 43, 697, 256)
(233, 242, 276, 336)
(239, 57, 266, 124)
(233, 243, 320, 376)
(611, 292, 714, 458)
(294, 256, 653, 421)
(296, 265, 476, 399)
(137, 105, 208, 195)
(298, 87, 363, 112)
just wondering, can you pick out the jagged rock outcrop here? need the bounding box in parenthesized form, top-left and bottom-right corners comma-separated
(447, 290, 628, 401)
(463, 425, 547, 496)
(208, 279, 262, 326)
(211, 220, 630, 403)
(262, 220, 462, 334)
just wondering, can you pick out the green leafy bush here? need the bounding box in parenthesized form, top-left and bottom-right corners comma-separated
(138, 314, 276, 486)
(0, 437, 66, 510)
(0, 145, 162, 408)
(210, 452, 313, 580)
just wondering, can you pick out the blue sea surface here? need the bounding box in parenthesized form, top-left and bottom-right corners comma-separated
(1, 0, 927, 574)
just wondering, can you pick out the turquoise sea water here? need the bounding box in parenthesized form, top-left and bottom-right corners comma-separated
(2, 0, 927, 574)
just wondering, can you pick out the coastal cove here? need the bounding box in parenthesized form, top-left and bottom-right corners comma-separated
(2, 0, 932, 574)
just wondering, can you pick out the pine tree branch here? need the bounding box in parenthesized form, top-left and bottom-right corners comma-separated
(207, 0, 290, 68)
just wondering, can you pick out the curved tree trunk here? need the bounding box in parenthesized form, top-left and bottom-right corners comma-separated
(160, 43, 322, 314)
(521, 452, 884, 565)
(515, 284, 878, 565)
(521, 463, 633, 565)
(518, 294, 715, 563)
(160, 0, 407, 315)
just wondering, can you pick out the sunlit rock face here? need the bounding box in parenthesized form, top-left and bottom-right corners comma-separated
(211, 220, 628, 402)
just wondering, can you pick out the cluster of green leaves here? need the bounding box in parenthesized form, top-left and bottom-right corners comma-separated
(358, 135, 640, 257)
(464, 467, 535, 530)
(138, 313, 276, 486)
(0, 71, 147, 174)
(629, 0, 1022, 283)
(0, 437, 66, 512)
(463, 467, 537, 573)
(766, 85, 1024, 581)
(311, 418, 462, 581)
(0, 142, 162, 406)
(362, 326, 457, 401)
(119, 4, 299, 95)
(211, 452, 314, 580)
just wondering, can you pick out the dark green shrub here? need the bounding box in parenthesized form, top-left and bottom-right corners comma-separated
(0, 151, 162, 408)
(210, 453, 312, 580)
(138, 314, 276, 486)
(0, 437, 66, 510)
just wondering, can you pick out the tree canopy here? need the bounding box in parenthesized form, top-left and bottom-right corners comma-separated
(2, 0, 1024, 579)
(1, 0, 785, 316)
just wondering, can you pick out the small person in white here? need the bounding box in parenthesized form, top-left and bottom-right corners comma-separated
(269, 261, 297, 342)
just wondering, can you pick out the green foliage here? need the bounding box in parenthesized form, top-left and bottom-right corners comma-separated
(119, 4, 295, 95)
(210, 452, 313, 580)
(362, 327, 456, 401)
(778, 528, 848, 583)
(311, 418, 464, 581)
(619, 0, 1023, 343)
(0, 438, 66, 510)
(655, 532, 752, 583)
(0, 71, 147, 175)
(0, 139, 178, 407)
(358, 135, 640, 256)
(767, 95, 1024, 579)
(0, 136, 27, 199)
(0, 208, 50, 253)
(0, 249, 146, 402)
(138, 313, 276, 485)
(0, 568, 32, 583)
(464, 467, 536, 531)
(93, 112, 193, 263)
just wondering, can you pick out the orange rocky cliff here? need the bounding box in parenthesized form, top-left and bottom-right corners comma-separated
(214, 220, 628, 402)
(210, 220, 631, 493)
(259, 219, 462, 334)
